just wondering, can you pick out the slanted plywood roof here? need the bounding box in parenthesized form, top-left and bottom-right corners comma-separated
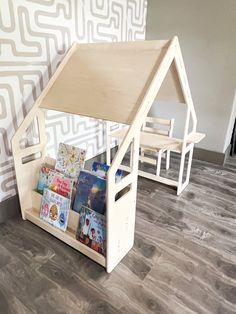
(40, 40, 185, 124)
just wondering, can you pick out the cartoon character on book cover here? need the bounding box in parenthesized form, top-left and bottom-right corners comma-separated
(55, 143, 86, 179)
(40, 188, 70, 231)
(76, 206, 106, 256)
(73, 171, 106, 215)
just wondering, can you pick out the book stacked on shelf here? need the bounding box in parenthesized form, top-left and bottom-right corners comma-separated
(73, 170, 106, 215)
(91, 161, 123, 181)
(76, 206, 106, 256)
(55, 143, 86, 179)
(74, 161, 123, 256)
(37, 164, 54, 195)
(37, 151, 123, 256)
(40, 188, 71, 232)
(38, 142, 86, 232)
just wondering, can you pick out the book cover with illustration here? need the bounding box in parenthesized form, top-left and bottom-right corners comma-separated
(91, 161, 123, 181)
(40, 188, 71, 231)
(73, 170, 106, 215)
(76, 206, 106, 256)
(48, 171, 73, 199)
(55, 143, 86, 179)
(37, 164, 53, 194)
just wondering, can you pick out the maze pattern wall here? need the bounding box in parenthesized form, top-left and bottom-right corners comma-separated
(0, 0, 147, 202)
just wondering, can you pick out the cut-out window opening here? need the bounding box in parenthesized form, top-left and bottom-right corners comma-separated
(115, 184, 132, 202)
(22, 152, 42, 164)
(20, 117, 40, 149)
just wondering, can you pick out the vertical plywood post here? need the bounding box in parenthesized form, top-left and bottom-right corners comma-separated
(12, 106, 46, 219)
(106, 121, 111, 166)
(106, 128, 140, 273)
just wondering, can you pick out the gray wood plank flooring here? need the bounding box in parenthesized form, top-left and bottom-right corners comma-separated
(0, 156, 236, 314)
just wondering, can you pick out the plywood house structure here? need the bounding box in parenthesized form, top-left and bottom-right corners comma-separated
(12, 37, 205, 272)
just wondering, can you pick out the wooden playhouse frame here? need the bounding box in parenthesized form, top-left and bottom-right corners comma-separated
(12, 37, 205, 273)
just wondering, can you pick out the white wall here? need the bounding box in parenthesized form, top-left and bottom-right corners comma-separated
(146, 0, 236, 153)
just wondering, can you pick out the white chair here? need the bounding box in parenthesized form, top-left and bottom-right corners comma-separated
(139, 117, 174, 176)
(106, 117, 206, 195)
(106, 117, 174, 176)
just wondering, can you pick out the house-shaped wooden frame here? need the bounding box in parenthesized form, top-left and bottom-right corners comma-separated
(12, 36, 205, 273)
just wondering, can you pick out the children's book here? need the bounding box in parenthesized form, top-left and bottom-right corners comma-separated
(47, 169, 60, 188)
(40, 188, 70, 231)
(37, 164, 53, 194)
(48, 171, 73, 199)
(55, 143, 86, 179)
(76, 206, 106, 256)
(91, 161, 123, 181)
(73, 170, 106, 215)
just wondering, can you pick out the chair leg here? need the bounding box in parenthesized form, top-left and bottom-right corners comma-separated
(177, 149, 186, 195)
(166, 150, 170, 170)
(177, 144, 194, 195)
(156, 150, 163, 176)
(185, 144, 194, 185)
(140, 148, 144, 163)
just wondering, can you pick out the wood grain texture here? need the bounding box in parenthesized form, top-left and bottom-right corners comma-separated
(0, 156, 236, 314)
(40, 40, 185, 124)
(12, 36, 204, 271)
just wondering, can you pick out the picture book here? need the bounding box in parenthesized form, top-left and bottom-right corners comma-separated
(55, 143, 86, 179)
(91, 161, 123, 181)
(76, 206, 106, 256)
(40, 188, 71, 231)
(73, 170, 106, 215)
(48, 171, 73, 199)
(47, 169, 61, 188)
(37, 164, 54, 194)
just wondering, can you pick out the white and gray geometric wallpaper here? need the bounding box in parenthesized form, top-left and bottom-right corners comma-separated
(0, 0, 147, 202)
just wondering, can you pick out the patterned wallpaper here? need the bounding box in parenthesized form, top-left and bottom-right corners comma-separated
(0, 0, 147, 202)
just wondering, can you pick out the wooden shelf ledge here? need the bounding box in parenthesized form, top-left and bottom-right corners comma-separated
(27, 191, 106, 267)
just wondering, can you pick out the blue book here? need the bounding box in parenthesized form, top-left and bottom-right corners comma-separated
(91, 161, 123, 181)
(76, 206, 106, 256)
(73, 170, 106, 215)
(37, 165, 53, 194)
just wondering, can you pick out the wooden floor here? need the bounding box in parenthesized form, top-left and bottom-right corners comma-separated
(0, 156, 236, 314)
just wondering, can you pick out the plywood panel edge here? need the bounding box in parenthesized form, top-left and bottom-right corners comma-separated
(75, 39, 171, 51)
(39, 39, 173, 123)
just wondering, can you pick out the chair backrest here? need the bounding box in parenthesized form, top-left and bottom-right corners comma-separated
(142, 117, 174, 137)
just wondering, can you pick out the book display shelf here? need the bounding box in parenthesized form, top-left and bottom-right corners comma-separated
(12, 37, 205, 273)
